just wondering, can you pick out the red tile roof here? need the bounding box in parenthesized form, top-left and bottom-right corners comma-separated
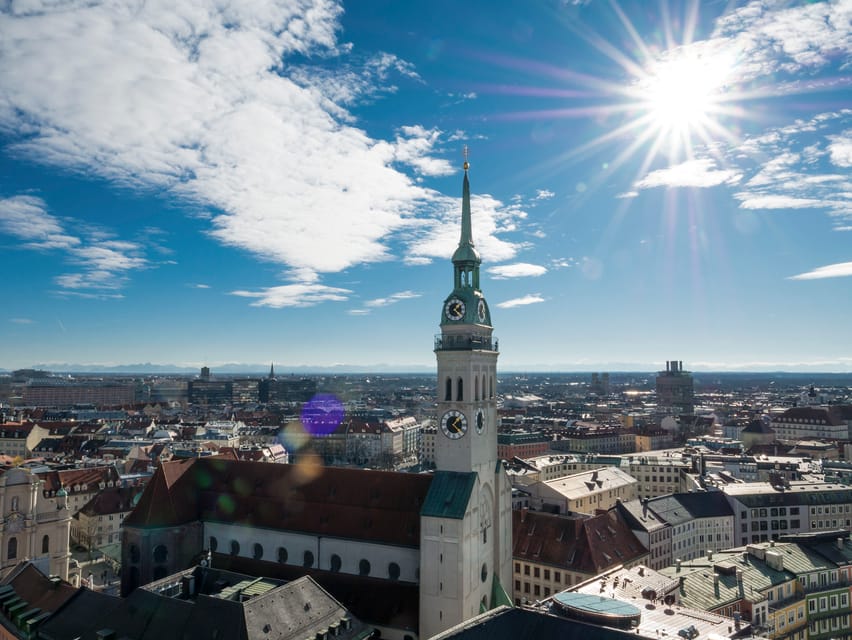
(513, 508, 647, 575)
(125, 458, 433, 547)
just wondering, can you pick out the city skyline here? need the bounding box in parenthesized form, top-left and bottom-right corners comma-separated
(1, 0, 851, 373)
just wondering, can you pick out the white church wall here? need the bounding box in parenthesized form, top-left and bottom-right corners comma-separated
(204, 521, 419, 581)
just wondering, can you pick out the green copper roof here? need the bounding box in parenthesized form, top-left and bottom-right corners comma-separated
(491, 574, 513, 609)
(421, 471, 476, 520)
(452, 168, 481, 265)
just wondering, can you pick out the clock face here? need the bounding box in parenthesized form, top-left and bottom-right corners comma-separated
(445, 298, 466, 321)
(475, 408, 485, 434)
(477, 300, 487, 323)
(441, 410, 468, 439)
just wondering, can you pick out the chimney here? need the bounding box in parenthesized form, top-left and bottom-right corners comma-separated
(838, 537, 844, 550)
(521, 507, 528, 523)
(713, 575, 719, 588)
(676, 558, 682, 571)
(706, 550, 713, 561)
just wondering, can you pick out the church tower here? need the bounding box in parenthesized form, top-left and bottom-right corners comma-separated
(419, 150, 513, 639)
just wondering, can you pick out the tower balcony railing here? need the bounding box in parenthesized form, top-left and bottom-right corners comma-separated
(434, 334, 499, 352)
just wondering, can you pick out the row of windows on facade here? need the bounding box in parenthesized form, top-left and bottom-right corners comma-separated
(514, 562, 572, 586)
(129, 539, 406, 580)
(515, 580, 552, 600)
(443, 375, 494, 402)
(808, 616, 850, 637)
(6, 535, 50, 560)
(808, 593, 850, 612)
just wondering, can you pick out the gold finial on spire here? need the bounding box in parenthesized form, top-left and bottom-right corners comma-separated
(463, 145, 469, 171)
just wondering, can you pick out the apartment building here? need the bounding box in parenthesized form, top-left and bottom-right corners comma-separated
(511, 508, 647, 604)
(524, 466, 638, 515)
(723, 482, 852, 546)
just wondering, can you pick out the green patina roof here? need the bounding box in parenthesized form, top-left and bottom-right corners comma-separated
(421, 471, 477, 520)
(491, 574, 513, 609)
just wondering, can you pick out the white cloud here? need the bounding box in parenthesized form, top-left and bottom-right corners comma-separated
(828, 131, 852, 167)
(496, 294, 545, 309)
(404, 193, 528, 265)
(736, 195, 828, 210)
(193, 283, 211, 289)
(230, 283, 352, 308)
(488, 263, 547, 279)
(0, 194, 149, 293)
(634, 159, 742, 189)
(551, 258, 577, 269)
(0, 0, 528, 300)
(364, 290, 421, 307)
(730, 110, 852, 229)
(713, 1, 852, 81)
(9, 318, 33, 324)
(534, 189, 555, 200)
(392, 126, 454, 177)
(788, 261, 852, 280)
(0, 195, 79, 250)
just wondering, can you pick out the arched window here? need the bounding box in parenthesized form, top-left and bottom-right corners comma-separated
(277, 547, 288, 563)
(330, 554, 342, 572)
(209, 537, 218, 552)
(388, 562, 400, 580)
(490, 376, 494, 398)
(359, 559, 371, 576)
(42, 535, 49, 554)
(129, 544, 140, 563)
(7, 538, 17, 560)
(230, 540, 240, 556)
(303, 550, 314, 568)
(457, 377, 464, 402)
(253, 543, 263, 560)
(474, 375, 479, 401)
(153, 545, 168, 563)
(445, 377, 452, 401)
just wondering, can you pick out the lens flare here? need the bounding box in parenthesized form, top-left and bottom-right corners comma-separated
(300, 393, 345, 436)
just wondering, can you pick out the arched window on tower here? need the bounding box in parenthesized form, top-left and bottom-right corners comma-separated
(42, 535, 49, 554)
(445, 377, 452, 402)
(490, 376, 495, 398)
(457, 377, 464, 402)
(475, 375, 480, 401)
(7, 538, 17, 560)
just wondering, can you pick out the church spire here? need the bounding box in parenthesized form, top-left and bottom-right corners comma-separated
(452, 146, 481, 289)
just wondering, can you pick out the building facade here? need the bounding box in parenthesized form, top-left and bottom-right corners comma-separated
(655, 360, 694, 415)
(0, 467, 71, 580)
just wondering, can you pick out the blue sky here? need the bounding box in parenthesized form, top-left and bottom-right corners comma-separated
(1, 0, 850, 373)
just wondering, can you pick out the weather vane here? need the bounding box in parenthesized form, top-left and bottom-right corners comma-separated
(463, 145, 469, 171)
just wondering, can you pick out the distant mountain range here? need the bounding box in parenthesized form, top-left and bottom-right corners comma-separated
(2, 362, 851, 377)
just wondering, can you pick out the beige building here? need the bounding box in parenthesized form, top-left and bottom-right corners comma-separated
(72, 485, 144, 550)
(525, 466, 638, 515)
(0, 422, 50, 460)
(0, 467, 71, 580)
(511, 508, 648, 603)
(38, 465, 122, 517)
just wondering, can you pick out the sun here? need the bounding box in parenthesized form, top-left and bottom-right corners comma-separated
(630, 47, 736, 158)
(644, 55, 727, 129)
